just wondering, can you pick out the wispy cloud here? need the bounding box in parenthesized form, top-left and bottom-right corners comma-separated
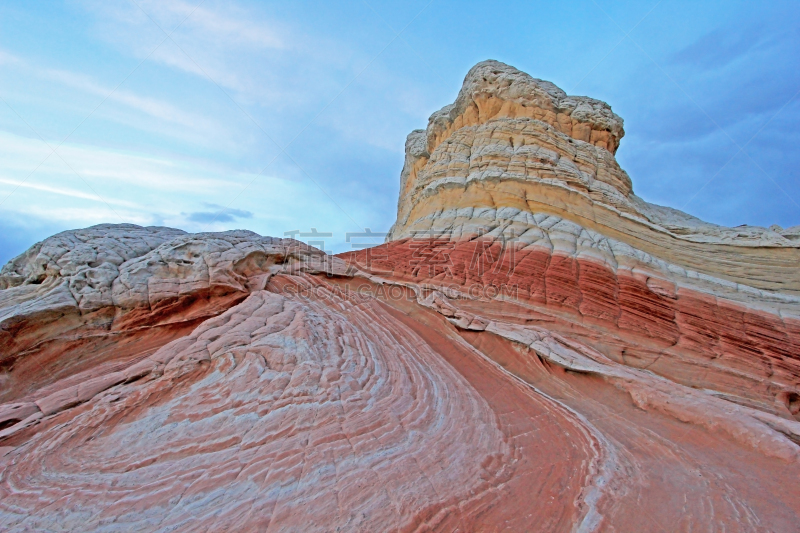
(670, 25, 765, 70)
(0, 48, 232, 149)
(0, 131, 233, 194)
(148, 0, 285, 49)
(0, 176, 142, 209)
(22, 205, 151, 225)
(185, 202, 253, 223)
(0, 129, 381, 249)
(42, 67, 218, 131)
(77, 0, 288, 97)
(0, 48, 21, 65)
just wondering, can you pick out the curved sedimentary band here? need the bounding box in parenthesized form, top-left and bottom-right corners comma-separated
(392, 175, 800, 294)
(347, 212, 800, 423)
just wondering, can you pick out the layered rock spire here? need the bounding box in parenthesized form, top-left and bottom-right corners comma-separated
(389, 60, 800, 293)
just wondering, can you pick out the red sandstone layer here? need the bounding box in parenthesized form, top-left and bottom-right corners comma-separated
(3, 266, 799, 531)
(0, 237, 799, 530)
(345, 238, 800, 421)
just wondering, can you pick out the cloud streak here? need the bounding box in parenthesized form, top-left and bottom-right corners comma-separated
(42, 67, 218, 131)
(186, 203, 253, 223)
(0, 176, 142, 209)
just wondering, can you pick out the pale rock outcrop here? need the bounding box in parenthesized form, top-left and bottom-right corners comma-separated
(0, 225, 344, 321)
(0, 225, 349, 410)
(0, 226, 347, 340)
(0, 223, 187, 289)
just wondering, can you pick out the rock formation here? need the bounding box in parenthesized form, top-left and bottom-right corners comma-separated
(1, 60, 799, 531)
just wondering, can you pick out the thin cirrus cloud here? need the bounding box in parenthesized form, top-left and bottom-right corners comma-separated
(186, 203, 253, 223)
(78, 0, 287, 96)
(0, 48, 20, 65)
(76, 0, 434, 154)
(159, 0, 285, 49)
(0, 176, 140, 209)
(0, 50, 226, 146)
(615, 14, 800, 218)
(42, 67, 217, 132)
(109, 0, 286, 50)
(668, 25, 766, 70)
(0, 130, 234, 195)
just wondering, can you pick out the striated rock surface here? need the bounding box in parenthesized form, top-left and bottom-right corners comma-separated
(389, 60, 800, 294)
(2, 61, 800, 531)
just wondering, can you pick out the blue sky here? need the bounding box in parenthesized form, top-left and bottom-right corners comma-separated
(0, 0, 798, 262)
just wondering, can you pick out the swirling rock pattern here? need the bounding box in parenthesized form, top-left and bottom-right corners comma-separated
(2, 60, 800, 531)
(0, 227, 343, 406)
(0, 268, 603, 531)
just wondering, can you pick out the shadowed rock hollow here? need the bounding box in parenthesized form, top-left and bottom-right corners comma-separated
(1, 60, 799, 532)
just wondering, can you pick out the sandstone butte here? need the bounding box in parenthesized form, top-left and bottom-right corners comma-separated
(1, 60, 800, 532)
